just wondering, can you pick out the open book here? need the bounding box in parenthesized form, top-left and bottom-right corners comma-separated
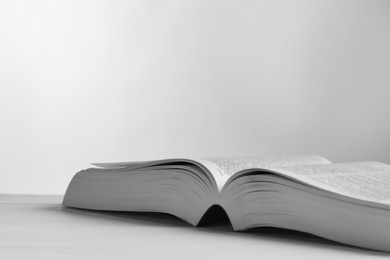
(63, 155, 390, 252)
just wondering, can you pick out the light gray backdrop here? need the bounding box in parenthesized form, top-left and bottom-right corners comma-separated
(1, 0, 390, 194)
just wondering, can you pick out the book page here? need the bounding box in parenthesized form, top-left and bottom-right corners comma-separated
(271, 161, 390, 205)
(196, 155, 331, 191)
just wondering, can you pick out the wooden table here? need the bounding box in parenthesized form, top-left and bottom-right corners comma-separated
(1, 195, 388, 259)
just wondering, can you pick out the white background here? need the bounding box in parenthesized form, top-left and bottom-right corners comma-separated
(1, 0, 390, 194)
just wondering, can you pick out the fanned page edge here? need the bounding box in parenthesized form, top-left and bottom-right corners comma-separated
(90, 158, 220, 193)
(90, 155, 331, 192)
(87, 155, 390, 208)
(267, 161, 390, 207)
(194, 155, 332, 192)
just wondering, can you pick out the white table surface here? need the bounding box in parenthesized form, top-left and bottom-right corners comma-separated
(1, 195, 388, 259)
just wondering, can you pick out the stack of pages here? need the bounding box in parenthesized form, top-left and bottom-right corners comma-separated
(63, 155, 390, 251)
